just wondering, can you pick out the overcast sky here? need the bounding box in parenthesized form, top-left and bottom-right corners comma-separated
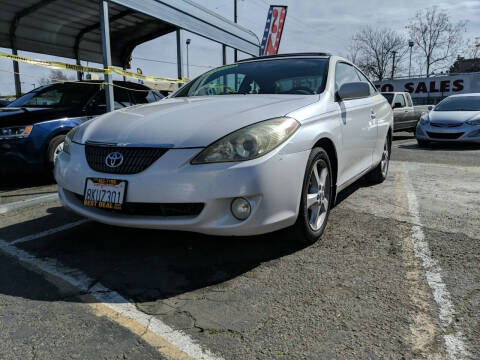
(1, 0, 479, 96)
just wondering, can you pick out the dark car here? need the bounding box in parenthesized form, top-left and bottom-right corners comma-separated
(0, 81, 163, 173)
(0, 99, 10, 107)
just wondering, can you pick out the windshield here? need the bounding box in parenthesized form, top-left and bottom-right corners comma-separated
(381, 93, 394, 104)
(8, 83, 99, 108)
(174, 58, 329, 97)
(434, 96, 480, 112)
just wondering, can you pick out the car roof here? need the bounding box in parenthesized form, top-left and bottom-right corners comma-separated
(37, 80, 153, 90)
(237, 52, 331, 63)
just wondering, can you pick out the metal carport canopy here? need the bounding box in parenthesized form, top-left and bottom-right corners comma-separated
(0, 0, 260, 67)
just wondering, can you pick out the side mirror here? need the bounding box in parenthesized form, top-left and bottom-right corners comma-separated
(427, 105, 434, 111)
(393, 102, 403, 109)
(337, 82, 370, 101)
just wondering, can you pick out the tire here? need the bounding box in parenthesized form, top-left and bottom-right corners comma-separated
(47, 135, 66, 169)
(417, 139, 430, 147)
(367, 134, 390, 184)
(287, 147, 333, 245)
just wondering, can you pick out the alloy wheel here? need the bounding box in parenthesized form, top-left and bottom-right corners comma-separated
(53, 142, 64, 164)
(381, 140, 389, 177)
(306, 159, 330, 231)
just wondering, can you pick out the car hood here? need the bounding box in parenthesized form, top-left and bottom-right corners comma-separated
(78, 95, 318, 147)
(429, 110, 480, 124)
(0, 107, 72, 127)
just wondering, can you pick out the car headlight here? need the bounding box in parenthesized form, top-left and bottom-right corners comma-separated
(191, 117, 300, 164)
(63, 127, 79, 155)
(419, 115, 430, 126)
(466, 118, 480, 126)
(0, 125, 33, 139)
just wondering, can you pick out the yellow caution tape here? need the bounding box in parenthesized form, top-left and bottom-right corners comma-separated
(0, 51, 189, 84)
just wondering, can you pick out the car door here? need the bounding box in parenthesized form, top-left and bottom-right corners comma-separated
(392, 93, 407, 130)
(335, 62, 373, 185)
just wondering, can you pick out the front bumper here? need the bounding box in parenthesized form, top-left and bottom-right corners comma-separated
(416, 122, 480, 143)
(55, 142, 310, 236)
(0, 137, 44, 172)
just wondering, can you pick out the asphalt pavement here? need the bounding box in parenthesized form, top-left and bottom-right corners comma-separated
(0, 132, 479, 360)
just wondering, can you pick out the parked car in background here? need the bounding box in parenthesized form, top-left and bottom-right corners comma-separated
(0, 81, 162, 173)
(416, 93, 480, 146)
(0, 99, 10, 107)
(381, 92, 426, 132)
(55, 53, 393, 244)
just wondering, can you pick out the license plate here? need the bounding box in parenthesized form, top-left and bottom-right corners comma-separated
(83, 178, 127, 210)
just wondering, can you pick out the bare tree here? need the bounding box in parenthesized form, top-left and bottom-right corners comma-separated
(38, 69, 75, 86)
(348, 26, 408, 81)
(406, 7, 466, 77)
(463, 37, 480, 59)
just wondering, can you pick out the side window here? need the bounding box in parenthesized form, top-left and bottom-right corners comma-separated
(393, 94, 406, 108)
(335, 62, 360, 91)
(129, 89, 150, 104)
(406, 93, 413, 107)
(355, 69, 377, 96)
(113, 87, 134, 109)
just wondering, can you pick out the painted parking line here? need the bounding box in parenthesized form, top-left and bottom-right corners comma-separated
(10, 219, 90, 245)
(0, 236, 222, 360)
(0, 193, 59, 214)
(404, 164, 470, 360)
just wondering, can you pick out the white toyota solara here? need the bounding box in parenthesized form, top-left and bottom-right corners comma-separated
(55, 53, 393, 244)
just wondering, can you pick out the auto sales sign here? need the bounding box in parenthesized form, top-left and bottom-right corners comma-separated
(374, 72, 480, 98)
(260, 5, 288, 56)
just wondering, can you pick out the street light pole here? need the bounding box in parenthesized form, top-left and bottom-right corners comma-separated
(391, 50, 397, 79)
(234, 0, 238, 62)
(408, 40, 414, 77)
(186, 38, 191, 78)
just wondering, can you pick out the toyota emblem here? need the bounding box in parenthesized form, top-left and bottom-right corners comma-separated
(105, 152, 124, 168)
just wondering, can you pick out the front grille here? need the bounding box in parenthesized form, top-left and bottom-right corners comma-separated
(431, 122, 462, 128)
(426, 131, 464, 139)
(74, 193, 204, 217)
(85, 145, 168, 174)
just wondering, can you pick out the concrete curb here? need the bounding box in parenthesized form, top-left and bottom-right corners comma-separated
(0, 193, 59, 214)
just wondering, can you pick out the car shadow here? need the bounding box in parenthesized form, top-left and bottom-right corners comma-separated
(0, 171, 55, 191)
(334, 176, 376, 207)
(393, 133, 415, 141)
(398, 142, 480, 151)
(1, 205, 308, 305)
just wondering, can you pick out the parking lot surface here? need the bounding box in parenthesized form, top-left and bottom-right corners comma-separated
(1, 132, 479, 359)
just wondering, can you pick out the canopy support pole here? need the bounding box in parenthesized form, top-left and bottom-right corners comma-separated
(11, 47, 21, 98)
(100, 0, 114, 112)
(176, 29, 183, 80)
(76, 58, 82, 81)
(222, 44, 227, 65)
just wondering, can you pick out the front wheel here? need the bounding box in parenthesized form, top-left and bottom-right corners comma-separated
(47, 135, 65, 170)
(288, 147, 333, 245)
(367, 134, 390, 183)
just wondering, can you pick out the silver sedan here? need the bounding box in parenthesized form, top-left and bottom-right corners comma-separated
(55, 53, 393, 244)
(416, 93, 480, 146)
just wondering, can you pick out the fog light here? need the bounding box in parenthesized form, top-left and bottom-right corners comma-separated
(231, 197, 251, 220)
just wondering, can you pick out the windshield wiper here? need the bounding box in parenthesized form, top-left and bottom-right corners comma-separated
(218, 91, 248, 95)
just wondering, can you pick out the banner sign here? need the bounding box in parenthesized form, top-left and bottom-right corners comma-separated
(374, 73, 480, 98)
(260, 5, 287, 56)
